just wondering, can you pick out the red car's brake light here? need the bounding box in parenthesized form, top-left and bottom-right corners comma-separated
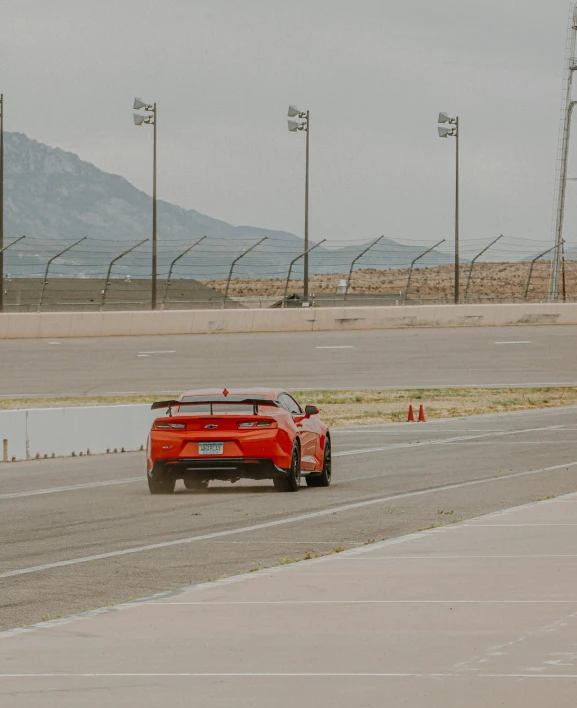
(237, 420, 276, 429)
(155, 422, 186, 430)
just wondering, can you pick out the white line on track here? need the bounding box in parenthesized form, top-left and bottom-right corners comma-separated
(2, 459, 576, 580)
(463, 523, 577, 527)
(441, 440, 577, 444)
(1, 672, 576, 679)
(340, 555, 577, 559)
(315, 346, 355, 349)
(0, 478, 142, 500)
(336, 429, 505, 434)
(494, 341, 531, 345)
(151, 600, 577, 605)
(137, 350, 176, 355)
(199, 539, 342, 546)
(333, 424, 562, 458)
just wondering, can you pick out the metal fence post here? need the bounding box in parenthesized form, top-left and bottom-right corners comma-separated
(282, 240, 326, 307)
(222, 237, 267, 309)
(0, 235, 25, 310)
(162, 235, 207, 309)
(344, 235, 384, 302)
(403, 239, 445, 303)
(0, 234, 25, 255)
(463, 234, 503, 302)
(38, 237, 87, 311)
(525, 241, 563, 301)
(100, 239, 148, 311)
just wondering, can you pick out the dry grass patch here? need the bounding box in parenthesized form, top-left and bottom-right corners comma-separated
(297, 387, 577, 426)
(0, 394, 160, 411)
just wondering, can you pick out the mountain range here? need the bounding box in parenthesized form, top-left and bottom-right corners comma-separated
(3, 131, 456, 279)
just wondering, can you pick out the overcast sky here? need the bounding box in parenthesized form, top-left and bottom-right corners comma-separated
(1, 0, 575, 253)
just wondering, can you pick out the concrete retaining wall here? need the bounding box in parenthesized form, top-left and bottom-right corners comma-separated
(0, 303, 575, 339)
(0, 405, 159, 462)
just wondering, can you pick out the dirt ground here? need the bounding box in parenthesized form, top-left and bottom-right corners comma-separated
(202, 260, 577, 302)
(3, 387, 577, 426)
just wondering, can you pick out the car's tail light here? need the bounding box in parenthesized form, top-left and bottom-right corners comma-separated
(237, 420, 276, 429)
(155, 422, 187, 430)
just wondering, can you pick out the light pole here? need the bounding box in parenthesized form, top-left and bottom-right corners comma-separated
(0, 93, 4, 313)
(438, 112, 460, 304)
(133, 97, 158, 310)
(550, 4, 577, 301)
(288, 105, 310, 301)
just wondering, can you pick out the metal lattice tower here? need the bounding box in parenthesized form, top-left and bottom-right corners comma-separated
(550, 3, 577, 301)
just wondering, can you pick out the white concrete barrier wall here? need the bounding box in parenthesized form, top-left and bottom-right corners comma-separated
(0, 303, 576, 339)
(0, 405, 159, 463)
(0, 410, 27, 462)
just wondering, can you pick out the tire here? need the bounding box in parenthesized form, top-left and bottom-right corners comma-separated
(183, 478, 209, 491)
(147, 465, 176, 495)
(274, 444, 301, 492)
(306, 437, 331, 488)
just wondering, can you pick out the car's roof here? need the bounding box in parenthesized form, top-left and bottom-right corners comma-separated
(179, 388, 286, 400)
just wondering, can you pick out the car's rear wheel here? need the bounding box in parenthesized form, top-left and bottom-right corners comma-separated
(148, 465, 176, 495)
(274, 444, 301, 492)
(306, 437, 331, 487)
(183, 478, 209, 491)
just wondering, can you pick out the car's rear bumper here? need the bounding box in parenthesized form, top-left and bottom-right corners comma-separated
(155, 458, 290, 482)
(148, 429, 293, 472)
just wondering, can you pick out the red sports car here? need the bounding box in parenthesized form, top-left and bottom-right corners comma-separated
(147, 388, 331, 494)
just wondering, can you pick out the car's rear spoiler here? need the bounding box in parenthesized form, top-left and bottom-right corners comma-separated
(151, 397, 280, 416)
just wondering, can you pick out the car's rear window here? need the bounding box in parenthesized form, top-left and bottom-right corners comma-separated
(212, 403, 255, 413)
(175, 399, 262, 415)
(174, 403, 211, 414)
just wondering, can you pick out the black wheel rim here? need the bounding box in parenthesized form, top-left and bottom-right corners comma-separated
(293, 448, 301, 487)
(324, 441, 331, 481)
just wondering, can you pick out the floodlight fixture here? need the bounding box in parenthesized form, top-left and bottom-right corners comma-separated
(288, 105, 301, 117)
(437, 110, 460, 304)
(288, 119, 301, 132)
(134, 97, 148, 110)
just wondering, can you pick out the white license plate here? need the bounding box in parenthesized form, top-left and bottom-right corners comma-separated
(199, 442, 224, 455)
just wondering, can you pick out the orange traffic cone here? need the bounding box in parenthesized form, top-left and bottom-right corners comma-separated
(418, 405, 426, 422)
(407, 405, 415, 422)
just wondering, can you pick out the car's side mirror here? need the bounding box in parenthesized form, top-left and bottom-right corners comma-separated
(304, 405, 319, 417)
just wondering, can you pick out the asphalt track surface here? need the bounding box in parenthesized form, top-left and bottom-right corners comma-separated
(2, 406, 577, 632)
(2, 324, 577, 397)
(3, 494, 576, 707)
